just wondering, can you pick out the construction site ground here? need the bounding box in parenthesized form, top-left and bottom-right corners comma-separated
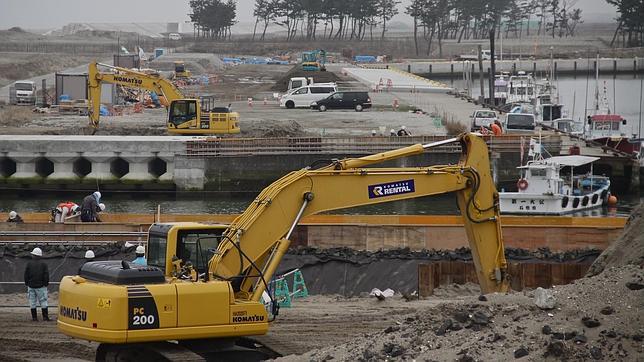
(0, 54, 482, 137)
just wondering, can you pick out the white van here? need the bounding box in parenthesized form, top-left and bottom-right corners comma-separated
(280, 83, 337, 109)
(168, 33, 182, 40)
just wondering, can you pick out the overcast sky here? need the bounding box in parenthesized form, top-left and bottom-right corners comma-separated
(0, 0, 618, 30)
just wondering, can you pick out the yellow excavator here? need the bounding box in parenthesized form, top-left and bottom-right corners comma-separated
(57, 133, 508, 361)
(173, 61, 192, 79)
(88, 62, 240, 135)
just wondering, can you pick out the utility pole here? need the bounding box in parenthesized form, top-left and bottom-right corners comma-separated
(478, 45, 485, 104)
(489, 28, 496, 107)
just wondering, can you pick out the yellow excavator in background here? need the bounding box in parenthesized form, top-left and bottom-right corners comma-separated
(88, 62, 240, 135)
(57, 133, 508, 361)
(173, 61, 192, 79)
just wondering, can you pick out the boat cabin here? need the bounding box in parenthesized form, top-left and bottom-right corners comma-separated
(586, 114, 627, 138)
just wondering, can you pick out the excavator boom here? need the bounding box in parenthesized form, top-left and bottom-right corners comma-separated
(210, 133, 508, 297)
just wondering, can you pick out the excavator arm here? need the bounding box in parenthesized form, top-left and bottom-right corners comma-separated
(87, 62, 184, 129)
(210, 133, 508, 297)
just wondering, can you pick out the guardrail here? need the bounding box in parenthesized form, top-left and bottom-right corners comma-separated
(184, 135, 561, 157)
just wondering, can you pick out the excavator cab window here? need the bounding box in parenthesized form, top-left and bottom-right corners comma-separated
(169, 100, 198, 126)
(147, 233, 167, 269)
(176, 230, 223, 273)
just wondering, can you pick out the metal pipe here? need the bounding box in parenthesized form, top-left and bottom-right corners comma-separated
(286, 196, 311, 239)
(0, 282, 60, 285)
(0, 240, 145, 245)
(421, 137, 459, 150)
(0, 231, 146, 236)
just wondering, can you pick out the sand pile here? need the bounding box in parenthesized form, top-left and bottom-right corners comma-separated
(587, 202, 644, 276)
(278, 265, 643, 361)
(278, 204, 644, 361)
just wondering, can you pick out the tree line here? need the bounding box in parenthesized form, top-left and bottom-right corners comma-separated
(189, 0, 237, 39)
(188, 0, 642, 49)
(607, 0, 644, 47)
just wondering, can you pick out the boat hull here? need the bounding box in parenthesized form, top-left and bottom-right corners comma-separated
(500, 186, 609, 215)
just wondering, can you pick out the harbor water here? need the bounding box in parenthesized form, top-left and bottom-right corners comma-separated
(0, 190, 640, 218)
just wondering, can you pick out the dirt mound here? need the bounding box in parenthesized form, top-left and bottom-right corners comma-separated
(587, 202, 644, 276)
(271, 65, 341, 92)
(242, 119, 306, 138)
(278, 264, 644, 361)
(7, 26, 26, 33)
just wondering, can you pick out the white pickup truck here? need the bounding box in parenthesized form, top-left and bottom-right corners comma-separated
(9, 80, 37, 105)
(458, 50, 495, 61)
(470, 110, 498, 131)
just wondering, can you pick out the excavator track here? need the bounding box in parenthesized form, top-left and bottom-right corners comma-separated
(96, 338, 280, 362)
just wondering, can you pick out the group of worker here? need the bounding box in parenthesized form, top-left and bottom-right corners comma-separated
(5, 191, 106, 224)
(53, 191, 106, 223)
(481, 120, 504, 136)
(370, 126, 412, 137)
(23, 244, 146, 321)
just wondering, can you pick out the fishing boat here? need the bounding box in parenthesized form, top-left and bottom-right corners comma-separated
(499, 138, 611, 215)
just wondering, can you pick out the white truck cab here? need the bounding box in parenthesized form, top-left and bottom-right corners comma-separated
(9, 80, 37, 105)
(288, 77, 314, 92)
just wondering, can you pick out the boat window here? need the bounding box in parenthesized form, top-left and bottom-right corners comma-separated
(594, 122, 611, 130)
(611, 121, 620, 130)
(529, 169, 546, 177)
(557, 122, 572, 132)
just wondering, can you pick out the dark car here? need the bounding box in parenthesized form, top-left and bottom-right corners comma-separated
(310, 91, 372, 112)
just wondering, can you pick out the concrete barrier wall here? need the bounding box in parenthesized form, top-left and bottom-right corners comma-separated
(0, 213, 625, 252)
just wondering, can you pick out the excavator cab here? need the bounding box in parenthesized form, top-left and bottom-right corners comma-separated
(147, 223, 225, 277)
(173, 61, 192, 79)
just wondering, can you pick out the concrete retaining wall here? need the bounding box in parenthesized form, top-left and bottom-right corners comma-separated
(391, 57, 644, 78)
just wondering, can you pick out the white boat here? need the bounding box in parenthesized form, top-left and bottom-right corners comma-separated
(500, 139, 610, 215)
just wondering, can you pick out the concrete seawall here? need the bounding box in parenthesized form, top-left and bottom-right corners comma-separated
(0, 135, 560, 192)
(386, 57, 644, 78)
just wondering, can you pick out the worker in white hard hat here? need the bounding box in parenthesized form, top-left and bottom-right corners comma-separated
(53, 201, 80, 223)
(24, 247, 50, 321)
(132, 245, 147, 266)
(6, 210, 24, 223)
(397, 125, 411, 136)
(84, 250, 95, 259)
(80, 191, 104, 222)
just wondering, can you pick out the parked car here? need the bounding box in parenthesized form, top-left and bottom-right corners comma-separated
(168, 33, 182, 40)
(311, 91, 372, 112)
(280, 83, 337, 109)
(470, 109, 498, 131)
(504, 113, 536, 133)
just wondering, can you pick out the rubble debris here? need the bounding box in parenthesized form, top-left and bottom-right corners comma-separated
(581, 317, 601, 328)
(533, 287, 556, 309)
(625, 280, 644, 290)
(513, 346, 529, 358)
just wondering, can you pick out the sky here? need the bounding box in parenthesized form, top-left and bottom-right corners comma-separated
(0, 0, 618, 30)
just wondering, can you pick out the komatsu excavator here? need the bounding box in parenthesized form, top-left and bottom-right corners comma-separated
(57, 133, 509, 361)
(87, 62, 240, 135)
